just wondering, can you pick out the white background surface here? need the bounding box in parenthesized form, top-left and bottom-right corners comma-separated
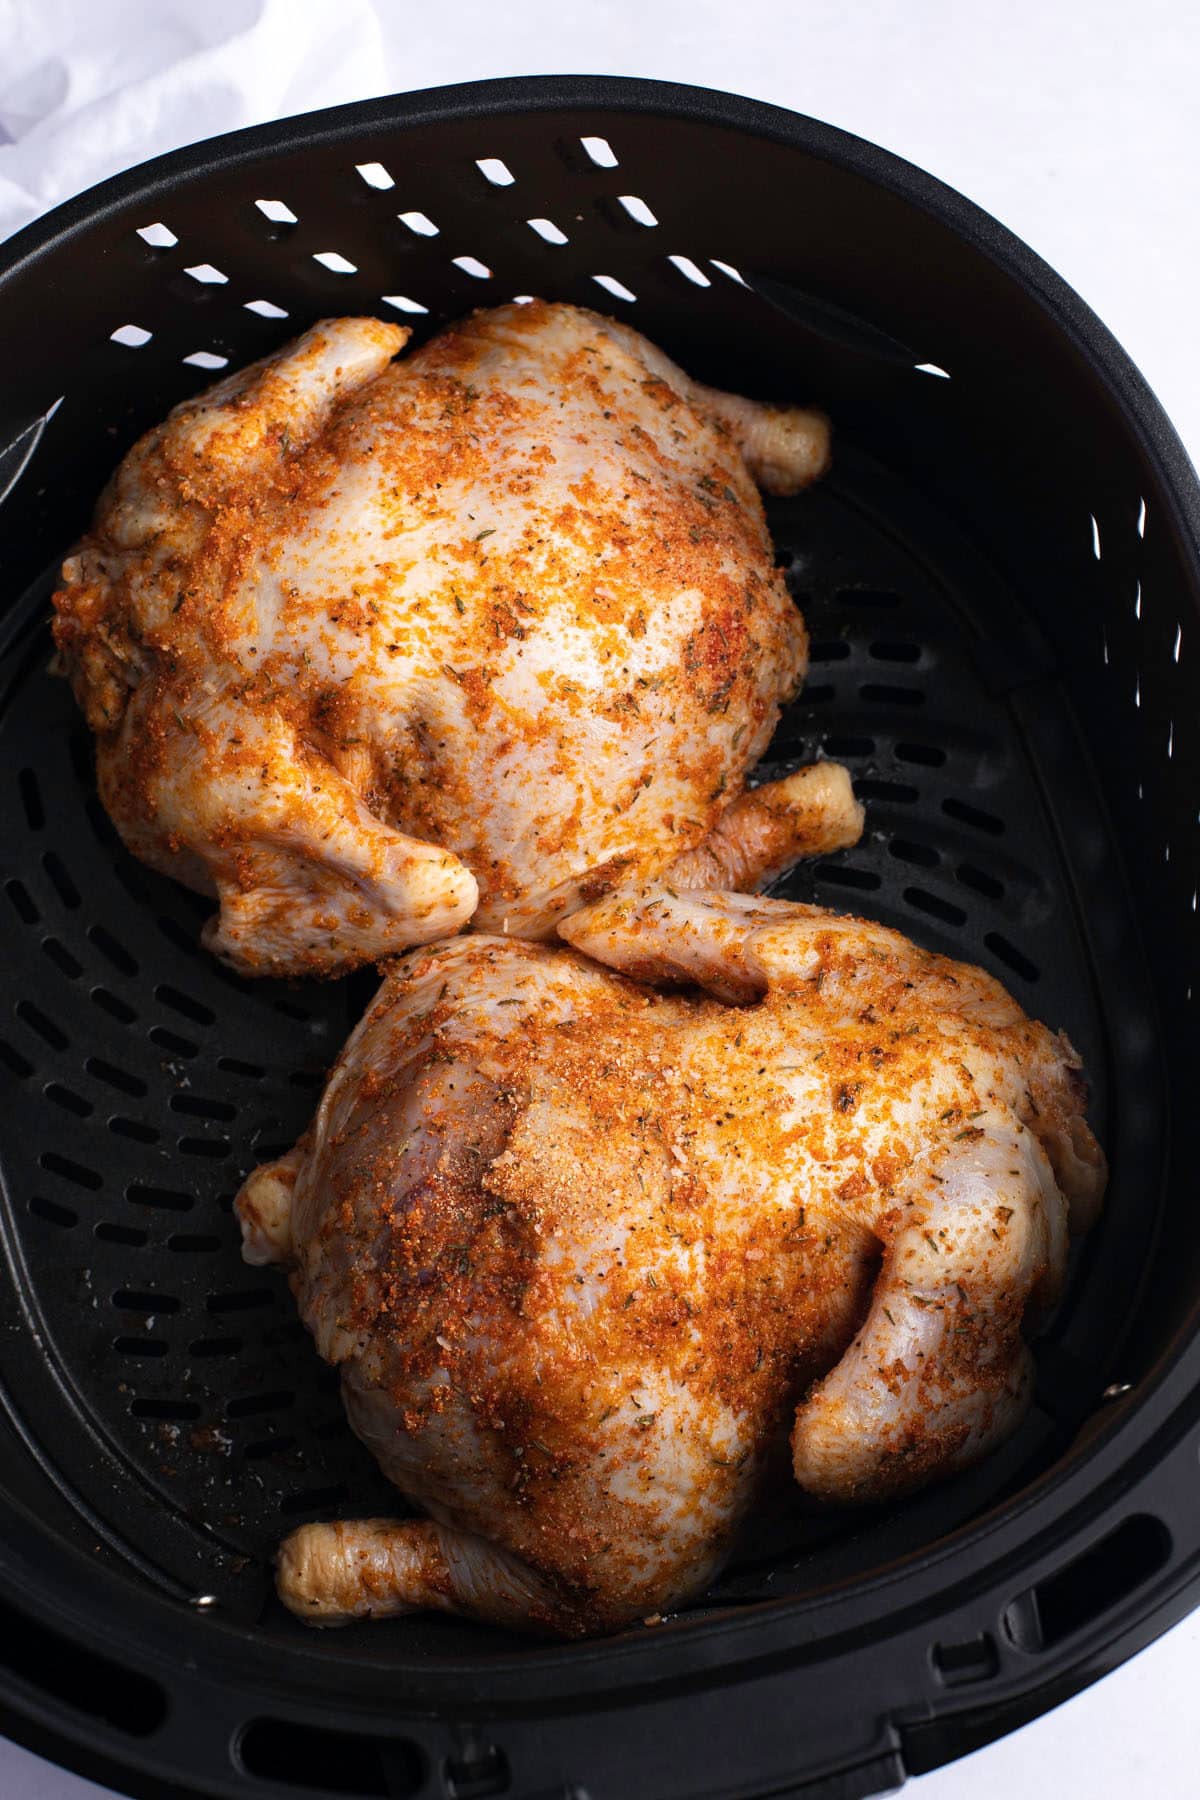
(0, 1, 1197, 1795)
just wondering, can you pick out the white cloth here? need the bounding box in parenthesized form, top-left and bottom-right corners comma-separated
(0, 0, 390, 240)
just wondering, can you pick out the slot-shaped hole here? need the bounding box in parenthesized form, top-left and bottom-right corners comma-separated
(43, 851, 81, 907)
(855, 779, 919, 804)
(136, 223, 177, 249)
(255, 200, 297, 225)
(171, 1094, 236, 1121)
(93, 987, 137, 1024)
(914, 362, 951, 379)
(45, 1082, 92, 1116)
(109, 1117, 159, 1144)
(890, 839, 938, 869)
(149, 1025, 198, 1057)
(617, 194, 658, 226)
(114, 1290, 180, 1315)
(30, 1195, 77, 1228)
(110, 324, 152, 348)
(382, 293, 428, 314)
(127, 1183, 192, 1213)
(131, 1397, 198, 1420)
(580, 135, 618, 167)
(184, 263, 228, 285)
(113, 1336, 168, 1358)
(904, 887, 966, 927)
(985, 933, 1040, 982)
(208, 1287, 275, 1313)
(179, 1137, 231, 1160)
(476, 157, 514, 186)
(815, 863, 882, 892)
(239, 1718, 424, 1796)
(838, 588, 902, 609)
(219, 1055, 265, 1079)
(19, 766, 44, 829)
(313, 251, 358, 275)
(227, 1390, 294, 1419)
(19, 1002, 68, 1050)
(168, 1233, 220, 1253)
(356, 161, 395, 190)
(870, 640, 921, 663)
(86, 1056, 146, 1097)
(861, 683, 924, 707)
(809, 640, 851, 663)
(245, 1435, 298, 1460)
(943, 797, 1005, 835)
(710, 258, 748, 285)
(592, 274, 636, 302)
(244, 298, 289, 319)
(527, 216, 568, 245)
(190, 1336, 243, 1358)
(1004, 1516, 1170, 1652)
(89, 924, 138, 974)
(156, 984, 215, 1026)
(932, 1633, 998, 1686)
(0, 1594, 165, 1736)
(42, 937, 82, 978)
(6, 877, 38, 922)
(895, 741, 946, 768)
(0, 1039, 33, 1078)
(1090, 514, 1102, 560)
(452, 255, 492, 279)
(668, 254, 711, 287)
(95, 1221, 147, 1246)
(183, 351, 229, 370)
(398, 210, 438, 236)
(821, 736, 875, 759)
(957, 863, 1005, 899)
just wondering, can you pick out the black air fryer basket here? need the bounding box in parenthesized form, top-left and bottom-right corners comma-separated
(0, 75, 1196, 1800)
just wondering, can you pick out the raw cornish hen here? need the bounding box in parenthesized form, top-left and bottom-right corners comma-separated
(52, 301, 832, 976)
(236, 889, 1105, 1636)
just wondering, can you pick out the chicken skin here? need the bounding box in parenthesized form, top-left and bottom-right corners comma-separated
(236, 892, 1104, 1636)
(52, 302, 831, 976)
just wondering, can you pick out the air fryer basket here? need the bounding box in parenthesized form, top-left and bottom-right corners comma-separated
(0, 75, 1196, 1800)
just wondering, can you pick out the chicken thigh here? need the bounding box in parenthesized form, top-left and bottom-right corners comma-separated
(236, 892, 1104, 1636)
(53, 302, 832, 976)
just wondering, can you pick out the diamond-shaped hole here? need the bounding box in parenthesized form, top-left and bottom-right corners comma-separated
(382, 294, 429, 314)
(256, 199, 298, 225)
(476, 157, 515, 187)
(581, 136, 618, 168)
(184, 263, 228, 285)
(244, 299, 289, 319)
(527, 218, 568, 245)
(355, 161, 394, 190)
(618, 195, 657, 227)
(711, 258, 748, 286)
(399, 211, 438, 237)
(136, 222, 178, 249)
(668, 255, 711, 288)
(593, 274, 636, 303)
(313, 251, 358, 275)
(453, 255, 491, 279)
(183, 351, 229, 370)
(110, 324, 152, 348)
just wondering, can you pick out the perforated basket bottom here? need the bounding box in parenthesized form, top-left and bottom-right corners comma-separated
(0, 440, 1144, 1642)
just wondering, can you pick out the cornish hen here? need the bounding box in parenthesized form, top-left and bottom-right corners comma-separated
(237, 890, 1105, 1635)
(52, 302, 833, 976)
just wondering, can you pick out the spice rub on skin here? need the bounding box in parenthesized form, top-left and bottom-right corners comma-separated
(238, 900, 1104, 1635)
(53, 302, 831, 977)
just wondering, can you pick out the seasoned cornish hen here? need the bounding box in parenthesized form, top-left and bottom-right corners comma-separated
(52, 301, 832, 976)
(236, 892, 1104, 1636)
